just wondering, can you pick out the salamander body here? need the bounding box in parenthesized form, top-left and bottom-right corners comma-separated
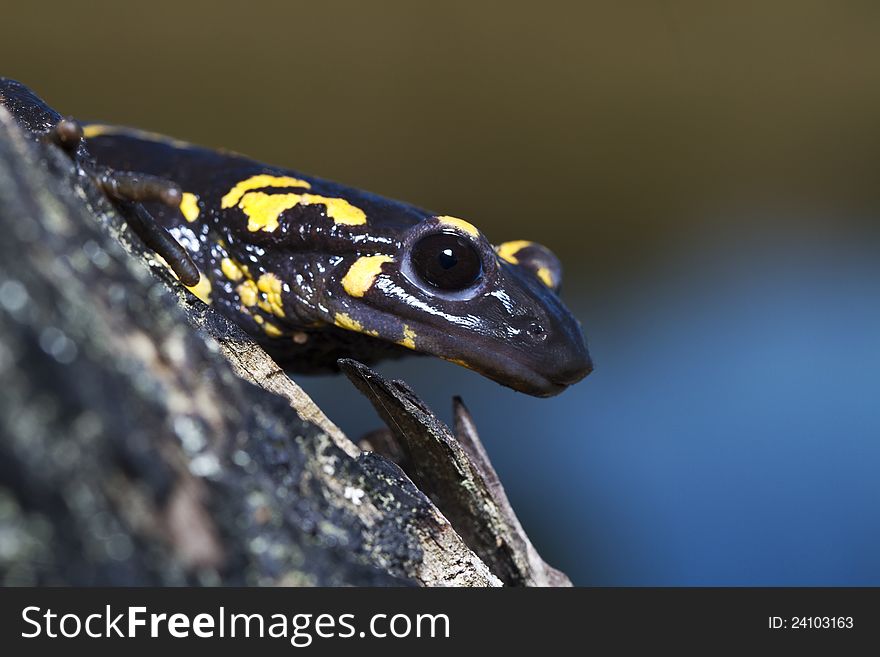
(1, 79, 592, 396)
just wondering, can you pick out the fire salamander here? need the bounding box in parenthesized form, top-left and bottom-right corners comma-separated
(1, 79, 591, 396)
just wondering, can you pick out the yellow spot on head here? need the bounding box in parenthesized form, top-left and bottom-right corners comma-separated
(179, 192, 200, 223)
(263, 321, 283, 338)
(256, 273, 286, 318)
(185, 273, 212, 305)
(536, 266, 555, 288)
(342, 255, 392, 298)
(237, 280, 258, 307)
(496, 240, 533, 265)
(220, 257, 244, 282)
(221, 174, 312, 209)
(398, 324, 417, 350)
(437, 215, 480, 237)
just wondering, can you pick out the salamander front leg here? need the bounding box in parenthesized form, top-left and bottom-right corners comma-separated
(91, 168, 200, 286)
(94, 167, 183, 207)
(40, 117, 201, 287)
(115, 199, 200, 286)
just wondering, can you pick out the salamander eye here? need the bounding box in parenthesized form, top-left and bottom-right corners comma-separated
(409, 231, 483, 290)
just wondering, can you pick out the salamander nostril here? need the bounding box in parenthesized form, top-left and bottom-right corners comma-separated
(527, 321, 547, 341)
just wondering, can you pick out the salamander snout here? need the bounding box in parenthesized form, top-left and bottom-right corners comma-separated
(517, 313, 593, 396)
(548, 340, 593, 387)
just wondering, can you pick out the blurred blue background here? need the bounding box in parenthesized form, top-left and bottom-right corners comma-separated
(4, 1, 879, 584)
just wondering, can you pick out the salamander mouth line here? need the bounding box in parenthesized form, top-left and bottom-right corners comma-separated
(334, 306, 566, 395)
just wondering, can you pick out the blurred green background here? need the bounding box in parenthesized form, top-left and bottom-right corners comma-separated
(8, 1, 880, 284)
(5, 1, 880, 584)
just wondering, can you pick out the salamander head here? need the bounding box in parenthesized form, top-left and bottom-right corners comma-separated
(323, 215, 592, 396)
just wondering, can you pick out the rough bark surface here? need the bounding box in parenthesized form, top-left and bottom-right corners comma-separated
(0, 107, 569, 587)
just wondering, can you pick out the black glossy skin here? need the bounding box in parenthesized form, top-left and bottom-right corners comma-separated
(0, 79, 592, 396)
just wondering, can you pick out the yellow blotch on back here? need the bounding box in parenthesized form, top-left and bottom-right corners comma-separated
(236, 191, 367, 233)
(495, 240, 533, 265)
(179, 192, 200, 222)
(82, 124, 115, 139)
(82, 124, 192, 148)
(437, 215, 480, 237)
(256, 273, 285, 318)
(237, 192, 300, 233)
(342, 255, 392, 298)
(398, 324, 417, 350)
(221, 174, 312, 209)
(300, 194, 367, 226)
